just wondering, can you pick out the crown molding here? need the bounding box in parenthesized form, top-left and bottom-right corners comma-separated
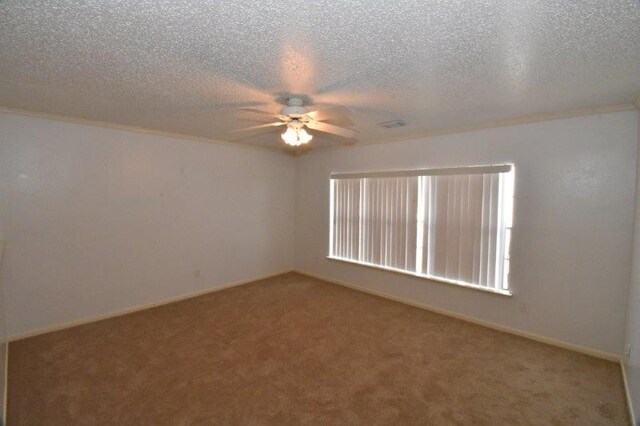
(1, 103, 635, 156)
(0, 106, 282, 154)
(313, 103, 637, 153)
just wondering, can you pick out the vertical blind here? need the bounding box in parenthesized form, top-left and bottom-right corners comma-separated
(330, 165, 514, 293)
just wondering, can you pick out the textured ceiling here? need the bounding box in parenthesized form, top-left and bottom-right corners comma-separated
(1, 0, 639, 150)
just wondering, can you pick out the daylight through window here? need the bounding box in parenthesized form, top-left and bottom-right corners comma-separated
(329, 165, 515, 294)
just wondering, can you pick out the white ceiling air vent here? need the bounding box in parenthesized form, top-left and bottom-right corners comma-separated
(377, 119, 406, 129)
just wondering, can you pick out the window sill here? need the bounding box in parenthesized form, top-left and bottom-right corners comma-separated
(326, 256, 513, 297)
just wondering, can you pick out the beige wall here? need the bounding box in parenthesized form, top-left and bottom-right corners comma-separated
(0, 112, 296, 338)
(294, 111, 638, 356)
(0, 160, 6, 423)
(623, 109, 640, 425)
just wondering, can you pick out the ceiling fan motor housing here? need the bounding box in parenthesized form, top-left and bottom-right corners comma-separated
(282, 105, 308, 116)
(282, 97, 308, 117)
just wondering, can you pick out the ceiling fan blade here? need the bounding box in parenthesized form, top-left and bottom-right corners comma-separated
(238, 108, 291, 123)
(306, 121, 357, 139)
(230, 122, 286, 133)
(306, 106, 353, 125)
(238, 108, 279, 117)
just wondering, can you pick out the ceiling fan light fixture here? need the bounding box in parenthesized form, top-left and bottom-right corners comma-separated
(233, 98, 355, 147)
(281, 126, 312, 147)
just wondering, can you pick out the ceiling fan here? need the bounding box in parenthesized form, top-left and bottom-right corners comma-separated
(230, 97, 358, 147)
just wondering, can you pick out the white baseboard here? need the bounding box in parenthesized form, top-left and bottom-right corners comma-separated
(5, 267, 630, 420)
(9, 269, 294, 342)
(621, 361, 637, 426)
(10, 268, 622, 361)
(294, 269, 620, 362)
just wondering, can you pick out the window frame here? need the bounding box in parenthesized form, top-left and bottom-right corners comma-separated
(327, 164, 515, 297)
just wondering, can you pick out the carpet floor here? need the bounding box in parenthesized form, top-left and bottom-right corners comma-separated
(7, 272, 629, 425)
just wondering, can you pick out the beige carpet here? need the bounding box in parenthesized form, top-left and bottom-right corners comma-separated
(7, 272, 629, 425)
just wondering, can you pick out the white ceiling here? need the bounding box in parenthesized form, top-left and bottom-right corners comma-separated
(1, 0, 639, 149)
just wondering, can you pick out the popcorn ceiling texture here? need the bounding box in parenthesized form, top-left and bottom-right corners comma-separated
(0, 0, 639, 148)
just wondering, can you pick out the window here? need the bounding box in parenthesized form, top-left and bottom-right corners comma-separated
(329, 165, 515, 295)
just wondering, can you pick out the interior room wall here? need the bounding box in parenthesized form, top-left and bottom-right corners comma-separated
(0, 151, 7, 423)
(0, 112, 295, 338)
(623, 109, 640, 424)
(0, 152, 7, 424)
(294, 110, 638, 357)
